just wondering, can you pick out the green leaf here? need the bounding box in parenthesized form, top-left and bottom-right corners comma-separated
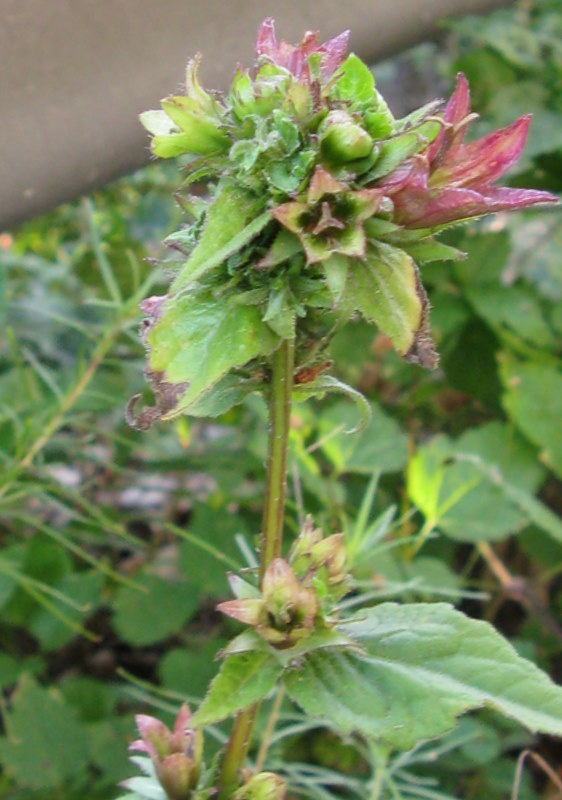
(293, 377, 371, 435)
(500, 354, 562, 478)
(185, 373, 261, 418)
(407, 422, 546, 542)
(402, 239, 467, 264)
(344, 241, 437, 368)
(159, 639, 228, 699)
(28, 569, 104, 651)
(323, 254, 349, 303)
(263, 287, 296, 338)
(330, 54, 376, 107)
(315, 399, 408, 474)
(171, 185, 270, 292)
(193, 651, 282, 725)
(284, 603, 562, 749)
(112, 573, 199, 646)
(366, 120, 440, 181)
(0, 675, 91, 789)
(146, 289, 279, 418)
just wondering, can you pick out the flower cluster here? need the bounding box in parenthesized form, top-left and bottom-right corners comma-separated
(131, 18, 556, 427)
(218, 519, 349, 648)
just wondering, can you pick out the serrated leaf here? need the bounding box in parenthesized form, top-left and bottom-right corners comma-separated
(402, 239, 467, 264)
(171, 185, 270, 292)
(146, 290, 279, 418)
(0, 676, 91, 789)
(344, 242, 437, 367)
(284, 603, 562, 749)
(193, 651, 282, 725)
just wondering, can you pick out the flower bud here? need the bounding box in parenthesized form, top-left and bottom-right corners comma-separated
(233, 772, 287, 800)
(319, 110, 373, 164)
(130, 704, 203, 799)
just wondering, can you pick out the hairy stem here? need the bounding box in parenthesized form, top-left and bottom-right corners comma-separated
(218, 338, 295, 798)
(259, 338, 295, 581)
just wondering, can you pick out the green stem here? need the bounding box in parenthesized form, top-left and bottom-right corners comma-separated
(218, 338, 295, 798)
(259, 338, 295, 582)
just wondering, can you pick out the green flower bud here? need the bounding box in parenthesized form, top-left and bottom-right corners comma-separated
(233, 772, 286, 800)
(319, 110, 373, 164)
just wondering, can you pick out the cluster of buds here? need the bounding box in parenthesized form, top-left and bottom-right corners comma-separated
(132, 18, 557, 429)
(126, 704, 203, 800)
(218, 520, 349, 648)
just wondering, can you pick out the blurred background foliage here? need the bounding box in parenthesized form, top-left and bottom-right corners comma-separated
(0, 1, 561, 798)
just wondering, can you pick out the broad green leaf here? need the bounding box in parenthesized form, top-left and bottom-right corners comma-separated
(159, 639, 227, 699)
(500, 354, 562, 478)
(112, 573, 199, 647)
(89, 716, 134, 783)
(315, 399, 408, 474)
(193, 651, 282, 725)
(407, 422, 546, 542)
(284, 603, 562, 749)
(147, 290, 279, 417)
(178, 503, 244, 597)
(344, 242, 437, 368)
(330, 54, 376, 107)
(453, 231, 557, 350)
(171, 185, 270, 292)
(0, 675, 91, 789)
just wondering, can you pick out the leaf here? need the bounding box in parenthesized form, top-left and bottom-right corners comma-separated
(145, 289, 279, 419)
(407, 422, 546, 542)
(344, 241, 437, 368)
(284, 603, 562, 749)
(28, 569, 104, 651)
(184, 373, 261, 418)
(193, 651, 282, 725)
(112, 573, 199, 647)
(293, 377, 371, 435)
(330, 54, 376, 107)
(366, 120, 440, 181)
(0, 675, 91, 789)
(499, 354, 562, 478)
(315, 399, 408, 474)
(171, 184, 270, 292)
(401, 239, 467, 264)
(323, 254, 349, 303)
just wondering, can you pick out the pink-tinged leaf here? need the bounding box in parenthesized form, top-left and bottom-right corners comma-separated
(308, 165, 346, 203)
(430, 116, 532, 189)
(255, 18, 349, 82)
(394, 185, 557, 229)
(427, 73, 471, 162)
(217, 598, 263, 626)
(173, 704, 192, 736)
